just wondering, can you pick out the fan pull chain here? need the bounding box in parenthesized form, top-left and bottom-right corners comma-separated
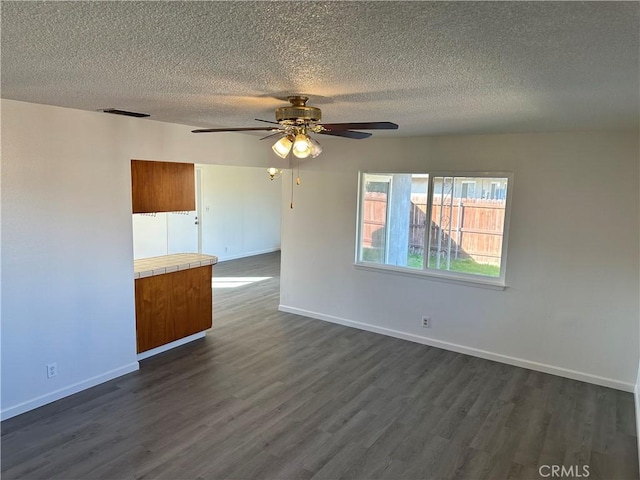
(289, 150, 294, 209)
(290, 167, 294, 209)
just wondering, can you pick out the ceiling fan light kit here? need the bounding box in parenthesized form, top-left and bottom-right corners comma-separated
(191, 95, 398, 180)
(308, 136, 322, 158)
(272, 135, 294, 158)
(292, 133, 312, 158)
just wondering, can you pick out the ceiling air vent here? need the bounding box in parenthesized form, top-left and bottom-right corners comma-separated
(101, 109, 150, 118)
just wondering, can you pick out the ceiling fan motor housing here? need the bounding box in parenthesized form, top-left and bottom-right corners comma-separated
(275, 96, 321, 124)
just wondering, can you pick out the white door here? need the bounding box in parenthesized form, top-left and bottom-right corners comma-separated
(167, 211, 198, 253)
(167, 168, 202, 254)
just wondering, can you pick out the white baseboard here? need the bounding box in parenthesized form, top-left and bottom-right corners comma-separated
(137, 331, 206, 360)
(635, 378, 640, 470)
(1, 362, 139, 421)
(279, 305, 634, 393)
(216, 247, 280, 262)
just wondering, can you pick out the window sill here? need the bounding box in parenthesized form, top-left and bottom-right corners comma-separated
(353, 262, 507, 290)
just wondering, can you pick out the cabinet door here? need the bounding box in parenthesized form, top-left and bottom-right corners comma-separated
(135, 265, 213, 353)
(135, 273, 172, 353)
(169, 265, 213, 339)
(131, 160, 195, 213)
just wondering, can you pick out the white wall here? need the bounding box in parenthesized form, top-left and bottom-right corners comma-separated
(636, 360, 640, 463)
(279, 132, 640, 391)
(1, 101, 139, 418)
(132, 213, 172, 259)
(1, 99, 275, 419)
(199, 164, 281, 261)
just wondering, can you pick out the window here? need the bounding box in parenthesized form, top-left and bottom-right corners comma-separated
(356, 172, 512, 287)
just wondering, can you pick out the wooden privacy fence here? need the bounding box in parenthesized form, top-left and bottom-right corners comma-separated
(363, 192, 506, 265)
(361, 192, 388, 250)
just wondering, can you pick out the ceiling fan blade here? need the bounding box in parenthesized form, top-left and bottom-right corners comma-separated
(191, 127, 279, 133)
(259, 132, 283, 141)
(317, 130, 372, 139)
(255, 118, 281, 125)
(320, 122, 398, 131)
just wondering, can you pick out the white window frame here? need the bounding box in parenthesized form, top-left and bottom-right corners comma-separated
(360, 174, 393, 263)
(355, 171, 514, 290)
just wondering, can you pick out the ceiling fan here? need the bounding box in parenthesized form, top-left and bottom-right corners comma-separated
(191, 95, 398, 159)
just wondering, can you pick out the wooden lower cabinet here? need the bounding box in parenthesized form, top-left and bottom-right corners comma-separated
(134, 265, 212, 353)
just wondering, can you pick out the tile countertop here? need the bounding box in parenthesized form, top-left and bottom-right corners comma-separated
(134, 253, 218, 279)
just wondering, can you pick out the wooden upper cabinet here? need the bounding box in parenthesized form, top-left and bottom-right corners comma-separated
(131, 160, 195, 213)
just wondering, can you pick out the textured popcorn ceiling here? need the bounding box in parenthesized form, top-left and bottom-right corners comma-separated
(2, 1, 638, 136)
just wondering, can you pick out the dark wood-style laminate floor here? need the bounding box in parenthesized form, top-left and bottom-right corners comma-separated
(2, 252, 638, 480)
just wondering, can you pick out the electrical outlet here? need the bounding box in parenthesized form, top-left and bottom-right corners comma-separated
(46, 363, 57, 378)
(422, 316, 431, 328)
